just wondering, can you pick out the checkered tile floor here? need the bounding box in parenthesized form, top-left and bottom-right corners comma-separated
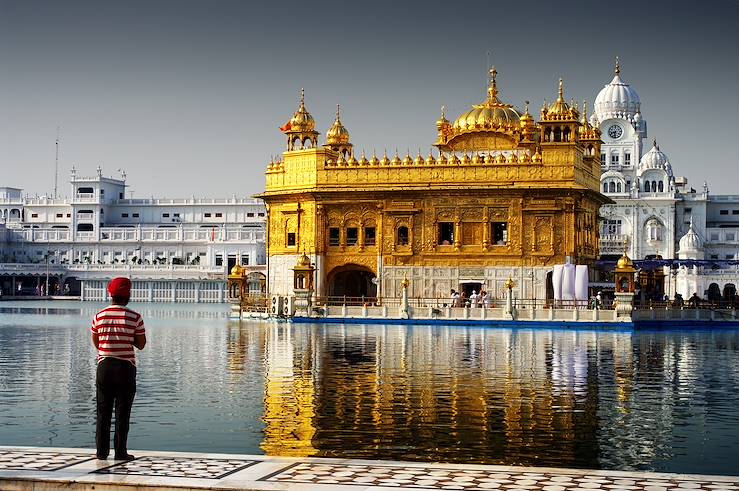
(0, 450, 93, 471)
(94, 456, 259, 479)
(262, 463, 739, 490)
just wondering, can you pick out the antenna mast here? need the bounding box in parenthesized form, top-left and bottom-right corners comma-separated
(54, 127, 60, 199)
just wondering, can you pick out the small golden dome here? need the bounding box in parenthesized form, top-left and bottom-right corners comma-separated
(296, 252, 311, 268)
(438, 153, 448, 165)
(533, 147, 543, 163)
(359, 152, 368, 165)
(326, 104, 350, 145)
(347, 153, 357, 165)
(450, 153, 460, 165)
(289, 88, 316, 132)
(462, 153, 471, 165)
(485, 153, 494, 164)
(230, 263, 244, 276)
(402, 152, 413, 165)
(436, 105, 450, 130)
(546, 79, 579, 120)
(391, 152, 402, 165)
(495, 153, 505, 164)
(617, 253, 634, 270)
(381, 151, 390, 165)
(427, 151, 436, 165)
(415, 152, 424, 166)
(451, 68, 521, 132)
(507, 153, 517, 163)
(370, 151, 379, 165)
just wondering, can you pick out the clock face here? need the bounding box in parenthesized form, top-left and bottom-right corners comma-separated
(607, 124, 623, 139)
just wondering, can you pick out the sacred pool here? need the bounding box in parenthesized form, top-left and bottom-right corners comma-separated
(0, 300, 737, 477)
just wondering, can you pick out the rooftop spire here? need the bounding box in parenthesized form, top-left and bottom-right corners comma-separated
(299, 88, 306, 108)
(558, 78, 564, 101)
(336, 103, 341, 121)
(487, 66, 499, 101)
(615, 56, 621, 75)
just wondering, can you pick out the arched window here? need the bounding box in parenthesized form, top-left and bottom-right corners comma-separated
(617, 182, 622, 193)
(645, 181, 651, 192)
(553, 127, 561, 142)
(652, 180, 657, 192)
(658, 181, 664, 192)
(603, 182, 608, 193)
(609, 182, 615, 193)
(397, 226, 409, 246)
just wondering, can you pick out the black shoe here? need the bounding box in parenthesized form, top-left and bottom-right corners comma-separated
(114, 453, 135, 461)
(96, 454, 109, 460)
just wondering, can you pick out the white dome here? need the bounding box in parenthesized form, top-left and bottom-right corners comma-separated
(679, 220, 703, 252)
(639, 140, 672, 176)
(594, 62, 641, 122)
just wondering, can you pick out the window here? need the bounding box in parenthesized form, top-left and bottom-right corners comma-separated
(397, 226, 410, 245)
(626, 180, 631, 190)
(66, 213, 71, 217)
(329, 227, 340, 246)
(31, 213, 38, 218)
(215, 213, 222, 218)
(645, 181, 651, 192)
(204, 213, 212, 218)
(611, 154, 619, 165)
(727, 254, 735, 260)
(287, 232, 296, 247)
(658, 181, 664, 192)
(365, 227, 376, 246)
(100, 189, 105, 195)
(604, 219, 622, 235)
(247, 212, 254, 217)
(603, 183, 608, 193)
(346, 227, 358, 246)
(617, 182, 622, 193)
(733, 210, 739, 215)
(122, 213, 129, 218)
(492, 222, 508, 245)
(77, 223, 94, 232)
(710, 254, 719, 260)
(56, 213, 63, 218)
(437, 223, 453, 245)
(241, 254, 249, 265)
(600, 153, 606, 166)
(720, 210, 729, 215)
(174, 213, 180, 218)
(132, 213, 139, 218)
(258, 212, 265, 217)
(215, 254, 223, 266)
(624, 153, 631, 165)
(684, 208, 692, 213)
(119, 192, 123, 199)
(711, 233, 719, 240)
(162, 213, 170, 218)
(608, 182, 615, 193)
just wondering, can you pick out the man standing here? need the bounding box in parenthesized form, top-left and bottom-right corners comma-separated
(91, 277, 146, 460)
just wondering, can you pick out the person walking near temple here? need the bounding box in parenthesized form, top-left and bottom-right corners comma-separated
(91, 277, 146, 461)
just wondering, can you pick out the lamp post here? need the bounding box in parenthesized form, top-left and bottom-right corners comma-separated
(504, 276, 516, 319)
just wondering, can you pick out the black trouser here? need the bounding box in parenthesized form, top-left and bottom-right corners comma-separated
(96, 357, 136, 457)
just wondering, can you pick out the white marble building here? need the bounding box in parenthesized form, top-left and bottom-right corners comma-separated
(592, 60, 738, 301)
(0, 168, 267, 301)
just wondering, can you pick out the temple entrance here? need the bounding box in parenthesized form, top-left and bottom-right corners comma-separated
(327, 265, 377, 301)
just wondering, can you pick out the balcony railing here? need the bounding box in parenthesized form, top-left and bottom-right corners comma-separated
(599, 234, 628, 254)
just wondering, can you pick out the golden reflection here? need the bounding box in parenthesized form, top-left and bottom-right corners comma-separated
(256, 325, 641, 466)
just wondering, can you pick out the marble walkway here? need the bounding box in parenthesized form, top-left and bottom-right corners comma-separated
(1, 446, 738, 491)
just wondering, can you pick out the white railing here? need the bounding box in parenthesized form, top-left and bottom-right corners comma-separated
(599, 234, 628, 254)
(76, 212, 94, 220)
(76, 232, 96, 241)
(11, 229, 71, 241)
(114, 198, 264, 205)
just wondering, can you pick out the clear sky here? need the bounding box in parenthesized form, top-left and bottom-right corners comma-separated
(1, 0, 738, 199)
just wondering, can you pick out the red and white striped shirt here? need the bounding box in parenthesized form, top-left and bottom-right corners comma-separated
(91, 305, 145, 366)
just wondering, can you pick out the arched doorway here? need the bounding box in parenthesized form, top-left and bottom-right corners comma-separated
(706, 283, 721, 303)
(246, 272, 267, 294)
(723, 283, 737, 304)
(545, 271, 554, 306)
(327, 264, 377, 301)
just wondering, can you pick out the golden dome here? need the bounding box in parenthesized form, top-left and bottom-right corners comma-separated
(436, 105, 450, 130)
(545, 79, 579, 120)
(230, 263, 244, 276)
(288, 88, 316, 132)
(452, 68, 521, 131)
(616, 253, 635, 270)
(296, 252, 311, 268)
(326, 104, 350, 145)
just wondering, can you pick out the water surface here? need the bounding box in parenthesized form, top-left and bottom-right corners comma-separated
(0, 300, 738, 475)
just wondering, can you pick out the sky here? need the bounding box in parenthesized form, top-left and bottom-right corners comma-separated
(1, 0, 738, 199)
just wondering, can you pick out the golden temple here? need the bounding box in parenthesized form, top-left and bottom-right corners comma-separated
(257, 69, 610, 300)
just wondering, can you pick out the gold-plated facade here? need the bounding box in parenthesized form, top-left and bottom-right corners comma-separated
(259, 70, 610, 299)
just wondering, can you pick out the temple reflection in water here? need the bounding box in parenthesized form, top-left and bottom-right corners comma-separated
(221, 322, 733, 469)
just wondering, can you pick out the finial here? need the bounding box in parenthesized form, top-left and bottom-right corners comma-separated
(558, 78, 564, 101)
(524, 100, 530, 113)
(653, 138, 657, 148)
(615, 56, 621, 75)
(299, 88, 305, 107)
(582, 99, 588, 119)
(441, 105, 446, 119)
(336, 103, 341, 120)
(487, 66, 499, 100)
